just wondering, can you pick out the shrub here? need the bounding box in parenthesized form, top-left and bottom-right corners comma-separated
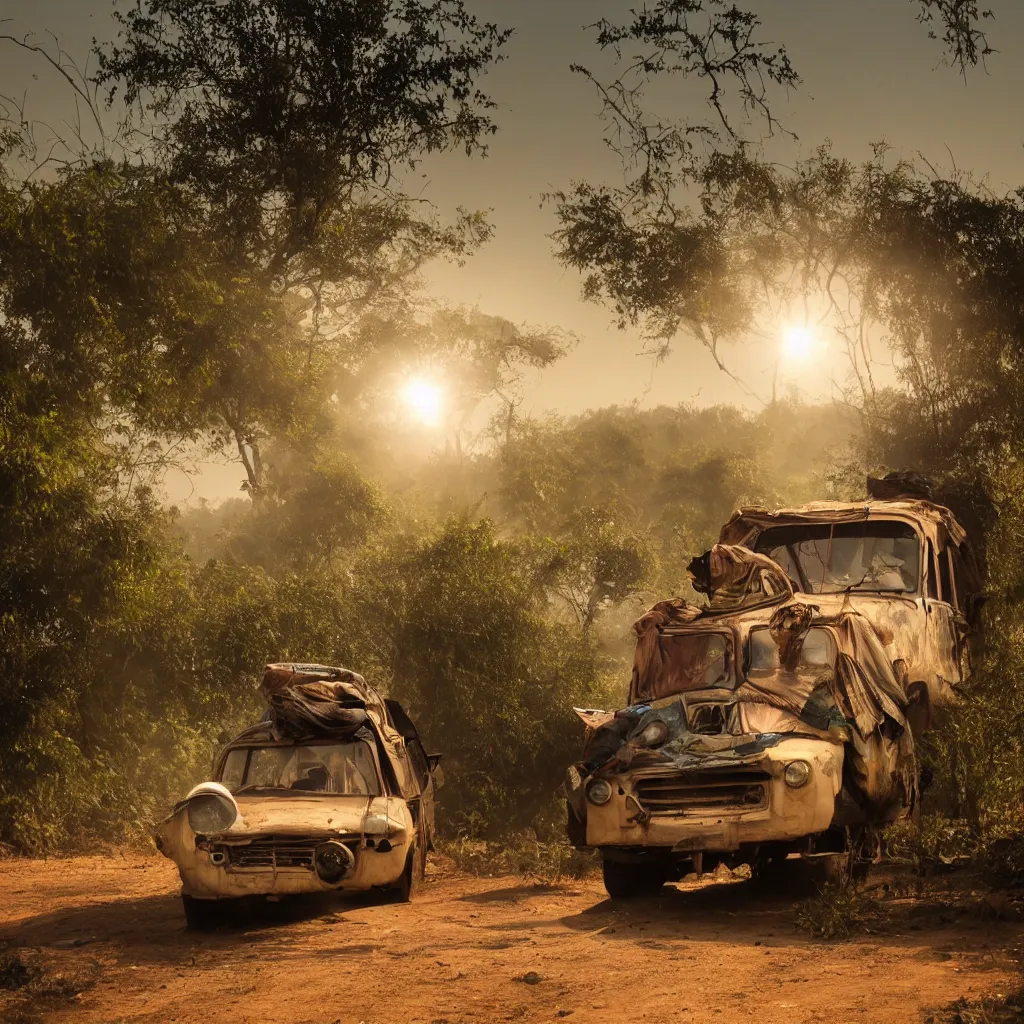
(794, 881, 872, 940)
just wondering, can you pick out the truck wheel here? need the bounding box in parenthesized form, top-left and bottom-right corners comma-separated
(566, 801, 587, 848)
(601, 857, 667, 899)
(181, 895, 223, 931)
(802, 851, 869, 888)
(750, 853, 803, 892)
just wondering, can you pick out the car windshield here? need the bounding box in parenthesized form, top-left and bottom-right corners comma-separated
(753, 521, 920, 595)
(219, 741, 381, 796)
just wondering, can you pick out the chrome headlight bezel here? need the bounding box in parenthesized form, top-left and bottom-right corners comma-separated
(783, 760, 812, 788)
(585, 778, 613, 805)
(186, 792, 238, 834)
(314, 839, 355, 884)
(184, 781, 238, 835)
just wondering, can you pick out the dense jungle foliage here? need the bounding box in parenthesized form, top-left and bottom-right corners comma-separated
(2, 0, 1023, 864)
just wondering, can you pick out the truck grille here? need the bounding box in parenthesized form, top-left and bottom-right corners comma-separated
(634, 770, 770, 814)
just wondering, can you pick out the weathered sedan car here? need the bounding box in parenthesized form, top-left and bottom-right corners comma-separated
(156, 663, 440, 929)
(566, 483, 981, 899)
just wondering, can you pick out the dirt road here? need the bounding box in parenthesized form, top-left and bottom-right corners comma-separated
(1, 853, 1021, 1024)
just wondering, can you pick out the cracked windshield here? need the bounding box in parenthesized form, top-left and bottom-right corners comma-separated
(220, 743, 380, 796)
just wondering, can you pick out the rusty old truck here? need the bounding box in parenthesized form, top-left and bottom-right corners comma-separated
(566, 481, 983, 898)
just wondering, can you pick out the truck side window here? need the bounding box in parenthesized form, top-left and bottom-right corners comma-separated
(926, 540, 939, 600)
(949, 544, 968, 612)
(938, 544, 952, 604)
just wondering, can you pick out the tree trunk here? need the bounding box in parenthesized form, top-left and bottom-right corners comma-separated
(234, 429, 265, 504)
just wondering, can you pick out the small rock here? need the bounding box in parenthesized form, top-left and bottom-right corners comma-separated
(517, 971, 542, 985)
(557, 1011, 573, 1018)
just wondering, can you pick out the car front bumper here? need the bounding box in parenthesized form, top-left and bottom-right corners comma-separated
(169, 836, 409, 899)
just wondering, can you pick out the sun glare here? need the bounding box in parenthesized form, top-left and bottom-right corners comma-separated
(401, 378, 443, 426)
(782, 324, 815, 361)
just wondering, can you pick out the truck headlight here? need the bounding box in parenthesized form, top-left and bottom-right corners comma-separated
(783, 760, 811, 788)
(634, 720, 669, 748)
(586, 779, 613, 805)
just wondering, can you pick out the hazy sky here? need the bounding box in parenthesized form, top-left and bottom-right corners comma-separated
(2, 0, 1023, 428)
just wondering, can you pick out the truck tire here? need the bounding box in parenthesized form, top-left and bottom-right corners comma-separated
(566, 801, 587, 848)
(181, 895, 223, 931)
(601, 857, 667, 899)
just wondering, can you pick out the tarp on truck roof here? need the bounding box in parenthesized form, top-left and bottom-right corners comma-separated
(719, 499, 968, 548)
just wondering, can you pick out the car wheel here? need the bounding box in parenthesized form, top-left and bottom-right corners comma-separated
(181, 894, 223, 931)
(416, 835, 428, 881)
(390, 848, 420, 903)
(601, 857, 667, 899)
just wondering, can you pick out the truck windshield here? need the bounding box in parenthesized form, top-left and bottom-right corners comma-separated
(634, 632, 732, 700)
(753, 521, 920, 594)
(219, 741, 381, 796)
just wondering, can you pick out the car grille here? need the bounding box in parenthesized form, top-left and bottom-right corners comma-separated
(634, 770, 770, 815)
(219, 837, 360, 870)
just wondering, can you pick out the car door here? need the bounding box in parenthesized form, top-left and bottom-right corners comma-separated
(384, 699, 437, 849)
(926, 540, 962, 691)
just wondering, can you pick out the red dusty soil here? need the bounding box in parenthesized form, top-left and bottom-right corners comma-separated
(1, 853, 1022, 1024)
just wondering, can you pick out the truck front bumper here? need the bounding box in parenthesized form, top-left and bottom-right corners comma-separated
(583, 737, 844, 852)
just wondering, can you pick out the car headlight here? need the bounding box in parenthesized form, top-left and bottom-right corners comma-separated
(314, 840, 355, 884)
(586, 778, 613, 805)
(783, 760, 812, 788)
(634, 720, 669, 748)
(186, 791, 237, 834)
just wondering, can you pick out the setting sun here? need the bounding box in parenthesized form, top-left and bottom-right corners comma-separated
(401, 378, 443, 426)
(782, 324, 816, 361)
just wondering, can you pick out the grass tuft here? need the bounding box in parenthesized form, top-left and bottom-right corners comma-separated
(436, 832, 597, 881)
(794, 880, 872, 940)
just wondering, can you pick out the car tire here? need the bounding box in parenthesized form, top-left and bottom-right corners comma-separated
(181, 895, 223, 931)
(390, 848, 420, 903)
(601, 857, 667, 899)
